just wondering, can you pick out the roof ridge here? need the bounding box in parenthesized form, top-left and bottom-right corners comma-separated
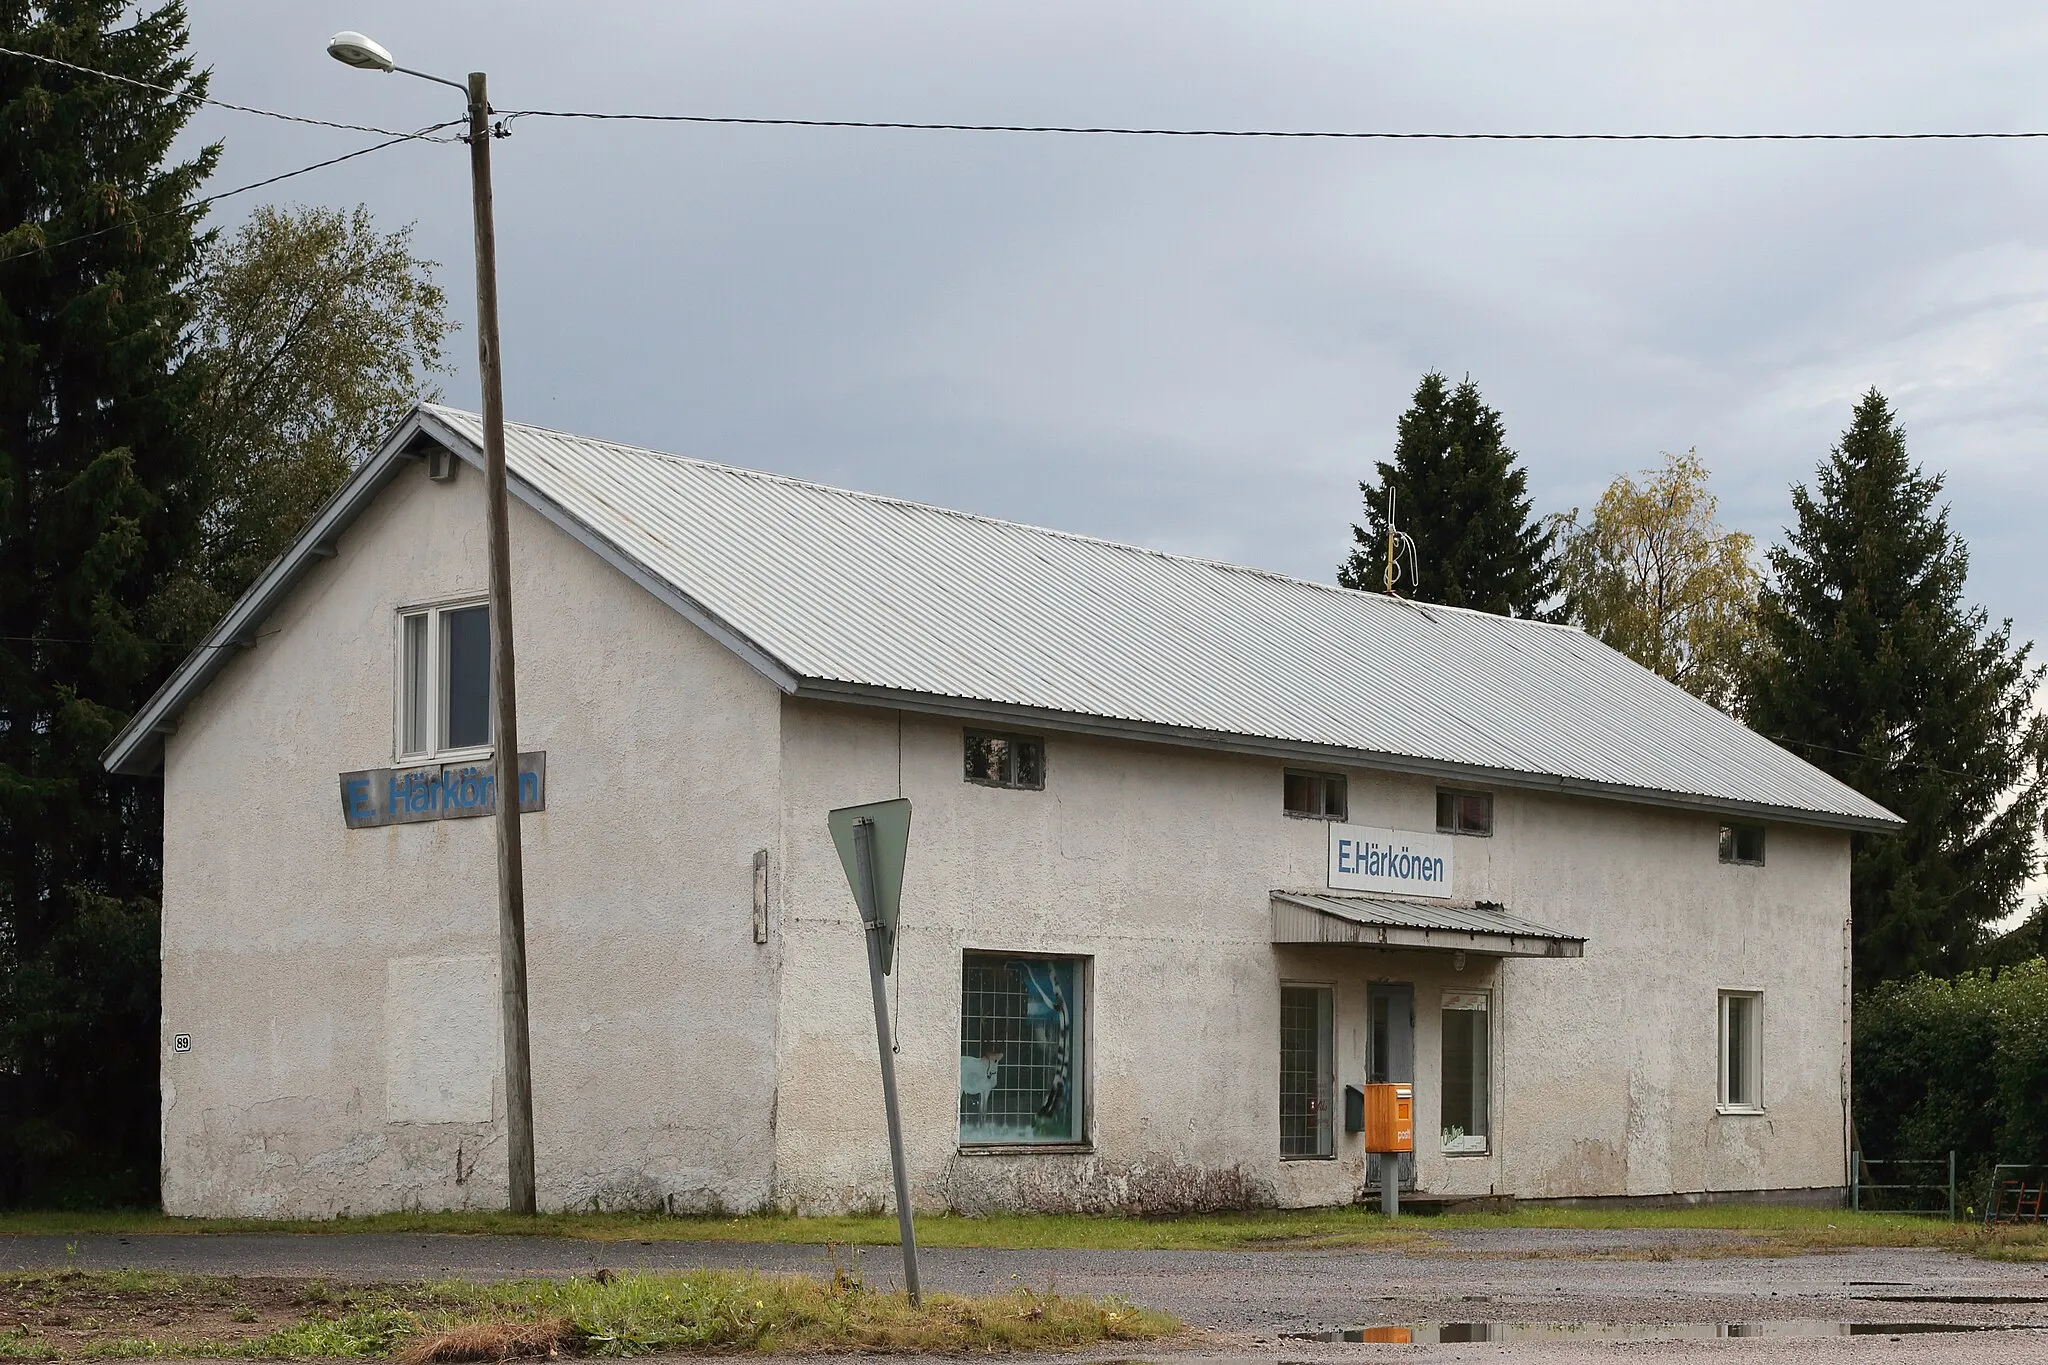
(422, 404, 1584, 636)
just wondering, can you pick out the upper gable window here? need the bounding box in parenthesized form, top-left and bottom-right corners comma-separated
(1719, 824, 1766, 866)
(1436, 789, 1493, 837)
(1284, 770, 1347, 820)
(965, 731, 1044, 789)
(399, 600, 490, 761)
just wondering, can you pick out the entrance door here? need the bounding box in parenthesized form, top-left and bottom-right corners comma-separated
(1367, 982, 1417, 1191)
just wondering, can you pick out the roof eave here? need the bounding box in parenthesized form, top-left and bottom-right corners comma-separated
(789, 677, 1906, 835)
(101, 411, 442, 776)
(410, 410, 800, 698)
(101, 408, 803, 778)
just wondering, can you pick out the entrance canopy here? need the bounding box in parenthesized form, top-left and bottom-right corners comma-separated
(1271, 891, 1584, 959)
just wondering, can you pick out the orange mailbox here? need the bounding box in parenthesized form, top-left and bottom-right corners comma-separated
(1363, 1082, 1414, 1153)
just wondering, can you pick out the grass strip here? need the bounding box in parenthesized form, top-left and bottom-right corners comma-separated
(0, 1268, 1177, 1360)
(4, 1203, 2045, 1257)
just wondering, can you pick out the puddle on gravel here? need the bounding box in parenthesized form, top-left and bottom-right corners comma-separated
(1283, 1320, 2040, 1344)
(1855, 1294, 2048, 1304)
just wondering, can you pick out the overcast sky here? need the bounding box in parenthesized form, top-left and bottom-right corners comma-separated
(185, 2, 2047, 669)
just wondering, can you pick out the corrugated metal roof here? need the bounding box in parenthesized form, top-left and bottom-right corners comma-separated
(414, 406, 1897, 831)
(99, 403, 1902, 832)
(1272, 891, 1584, 945)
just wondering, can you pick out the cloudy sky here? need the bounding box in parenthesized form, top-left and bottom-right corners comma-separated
(185, 2, 2046, 659)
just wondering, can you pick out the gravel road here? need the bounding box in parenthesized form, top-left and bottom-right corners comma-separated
(7, 1228, 2047, 1361)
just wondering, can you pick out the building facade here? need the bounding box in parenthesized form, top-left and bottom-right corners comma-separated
(107, 408, 1897, 1217)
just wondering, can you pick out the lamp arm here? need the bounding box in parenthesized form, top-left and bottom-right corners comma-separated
(393, 64, 474, 99)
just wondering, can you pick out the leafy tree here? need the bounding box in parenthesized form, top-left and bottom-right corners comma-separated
(1339, 372, 1560, 618)
(1748, 390, 2048, 989)
(1555, 449, 1760, 713)
(185, 203, 450, 609)
(1855, 960, 2048, 1186)
(0, 0, 217, 1204)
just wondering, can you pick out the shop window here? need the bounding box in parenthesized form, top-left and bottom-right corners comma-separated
(1279, 984, 1334, 1158)
(1284, 769, 1347, 819)
(1436, 788, 1493, 836)
(1719, 823, 1766, 865)
(1440, 991, 1489, 1153)
(959, 954, 1085, 1145)
(398, 600, 490, 761)
(1719, 991, 1763, 1111)
(964, 731, 1044, 789)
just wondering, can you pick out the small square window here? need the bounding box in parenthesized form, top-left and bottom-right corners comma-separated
(398, 601, 491, 762)
(963, 731, 1045, 789)
(1436, 789, 1493, 836)
(1284, 770, 1347, 819)
(1719, 823, 1766, 865)
(959, 953, 1086, 1145)
(1719, 991, 1763, 1110)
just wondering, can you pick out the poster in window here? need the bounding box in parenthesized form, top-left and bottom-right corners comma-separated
(959, 956, 1083, 1144)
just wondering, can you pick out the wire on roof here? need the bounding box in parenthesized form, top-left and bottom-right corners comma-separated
(1761, 731, 1977, 782)
(502, 108, 2048, 142)
(0, 43, 460, 141)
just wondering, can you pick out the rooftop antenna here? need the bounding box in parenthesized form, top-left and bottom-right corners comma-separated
(1382, 482, 1420, 597)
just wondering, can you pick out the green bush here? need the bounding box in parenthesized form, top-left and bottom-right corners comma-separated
(1855, 959, 2048, 1194)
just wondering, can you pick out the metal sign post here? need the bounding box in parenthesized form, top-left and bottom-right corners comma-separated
(827, 798, 920, 1306)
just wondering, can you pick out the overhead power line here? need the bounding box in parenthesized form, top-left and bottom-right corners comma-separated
(0, 126, 457, 265)
(503, 108, 2048, 142)
(10, 42, 2047, 145)
(0, 42, 458, 142)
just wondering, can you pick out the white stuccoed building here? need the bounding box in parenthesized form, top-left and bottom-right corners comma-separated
(105, 407, 1900, 1218)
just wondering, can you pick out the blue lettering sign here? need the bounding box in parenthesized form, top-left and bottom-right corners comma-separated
(1326, 822, 1456, 899)
(339, 753, 548, 829)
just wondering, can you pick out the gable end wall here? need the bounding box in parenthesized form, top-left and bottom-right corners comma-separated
(159, 459, 783, 1216)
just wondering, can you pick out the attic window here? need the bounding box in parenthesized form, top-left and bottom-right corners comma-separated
(964, 731, 1044, 790)
(1720, 824, 1766, 866)
(399, 600, 491, 761)
(1437, 789, 1493, 837)
(1284, 770, 1347, 820)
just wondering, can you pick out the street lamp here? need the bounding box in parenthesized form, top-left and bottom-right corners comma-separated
(329, 30, 537, 1218)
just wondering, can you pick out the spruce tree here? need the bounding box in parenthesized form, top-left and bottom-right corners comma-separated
(0, 1, 216, 1204)
(1339, 372, 1560, 617)
(1748, 390, 2047, 990)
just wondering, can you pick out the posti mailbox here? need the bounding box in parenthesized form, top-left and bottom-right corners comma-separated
(1363, 1082, 1413, 1153)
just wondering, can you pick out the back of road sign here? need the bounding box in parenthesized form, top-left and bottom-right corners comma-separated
(827, 798, 912, 974)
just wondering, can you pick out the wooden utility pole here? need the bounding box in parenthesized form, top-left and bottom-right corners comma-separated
(467, 69, 537, 1217)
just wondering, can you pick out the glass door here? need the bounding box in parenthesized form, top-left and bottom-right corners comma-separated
(1366, 982, 1416, 1191)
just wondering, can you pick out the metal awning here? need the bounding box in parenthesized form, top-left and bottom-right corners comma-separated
(1271, 891, 1585, 959)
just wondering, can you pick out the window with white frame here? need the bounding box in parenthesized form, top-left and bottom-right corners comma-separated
(1279, 984, 1334, 1159)
(959, 954, 1086, 1145)
(1719, 991, 1763, 1111)
(398, 600, 491, 761)
(1440, 991, 1490, 1152)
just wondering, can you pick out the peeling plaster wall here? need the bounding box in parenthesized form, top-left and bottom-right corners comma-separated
(159, 460, 782, 1216)
(772, 704, 1850, 1213)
